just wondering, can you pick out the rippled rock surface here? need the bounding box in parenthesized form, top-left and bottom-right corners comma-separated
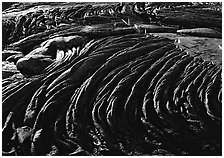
(2, 2, 222, 156)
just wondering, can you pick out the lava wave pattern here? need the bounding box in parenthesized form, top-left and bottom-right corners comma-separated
(2, 34, 222, 156)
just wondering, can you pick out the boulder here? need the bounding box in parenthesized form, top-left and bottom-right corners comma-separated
(16, 55, 54, 77)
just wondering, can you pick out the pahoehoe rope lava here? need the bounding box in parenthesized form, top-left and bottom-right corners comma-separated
(2, 2, 222, 156)
(2, 33, 221, 156)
